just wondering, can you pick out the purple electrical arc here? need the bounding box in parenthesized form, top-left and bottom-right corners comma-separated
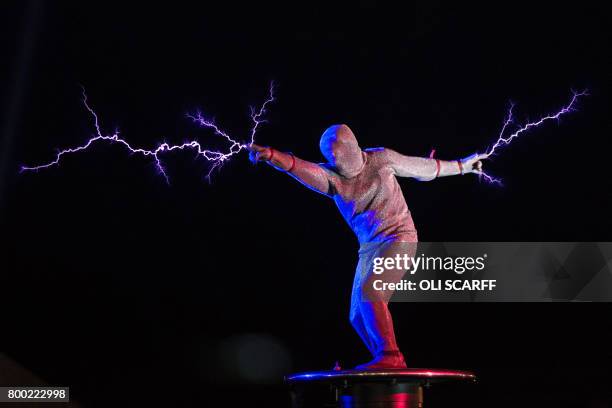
(478, 90, 588, 184)
(21, 83, 275, 183)
(21, 85, 586, 186)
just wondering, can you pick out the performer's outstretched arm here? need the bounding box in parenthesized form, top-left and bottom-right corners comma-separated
(384, 148, 487, 181)
(248, 144, 333, 196)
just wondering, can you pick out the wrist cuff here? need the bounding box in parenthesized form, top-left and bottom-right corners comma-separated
(286, 153, 296, 172)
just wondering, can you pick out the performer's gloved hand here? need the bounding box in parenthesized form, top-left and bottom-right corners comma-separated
(460, 153, 488, 175)
(247, 143, 272, 164)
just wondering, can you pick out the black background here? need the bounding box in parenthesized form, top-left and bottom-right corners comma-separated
(1, 1, 611, 407)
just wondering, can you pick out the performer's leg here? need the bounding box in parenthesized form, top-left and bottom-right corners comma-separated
(354, 241, 415, 369)
(354, 300, 406, 369)
(350, 252, 376, 355)
(349, 299, 376, 355)
(360, 300, 400, 354)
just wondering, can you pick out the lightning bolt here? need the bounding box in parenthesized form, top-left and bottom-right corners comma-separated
(479, 90, 588, 185)
(22, 84, 585, 188)
(20, 82, 275, 183)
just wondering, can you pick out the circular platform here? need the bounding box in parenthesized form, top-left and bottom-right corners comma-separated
(286, 369, 476, 408)
(286, 368, 476, 385)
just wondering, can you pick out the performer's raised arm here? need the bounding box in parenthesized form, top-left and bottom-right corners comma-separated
(384, 148, 487, 181)
(248, 143, 333, 196)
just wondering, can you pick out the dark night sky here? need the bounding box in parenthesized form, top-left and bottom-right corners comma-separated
(1, 1, 611, 407)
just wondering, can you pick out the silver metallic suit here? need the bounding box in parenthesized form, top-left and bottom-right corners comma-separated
(249, 124, 482, 369)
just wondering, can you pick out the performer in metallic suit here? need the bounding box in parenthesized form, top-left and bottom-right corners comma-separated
(249, 124, 485, 369)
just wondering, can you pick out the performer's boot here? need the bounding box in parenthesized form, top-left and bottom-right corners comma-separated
(354, 301, 407, 370)
(355, 350, 406, 370)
